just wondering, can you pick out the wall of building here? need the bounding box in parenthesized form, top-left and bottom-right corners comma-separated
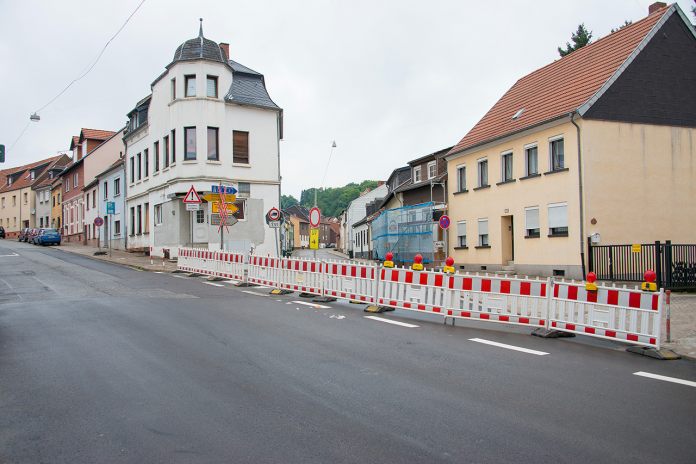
(582, 120, 696, 245)
(98, 167, 127, 250)
(446, 119, 582, 278)
(34, 187, 52, 228)
(51, 183, 63, 230)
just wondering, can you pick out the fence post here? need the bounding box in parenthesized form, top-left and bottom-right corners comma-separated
(665, 240, 672, 288)
(544, 276, 553, 330)
(654, 240, 662, 291)
(665, 289, 671, 344)
(609, 247, 614, 281)
(374, 263, 382, 306)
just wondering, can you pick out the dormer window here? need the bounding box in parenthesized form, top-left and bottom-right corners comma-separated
(30, 171, 35, 181)
(6, 177, 11, 187)
(512, 109, 525, 120)
(413, 166, 421, 183)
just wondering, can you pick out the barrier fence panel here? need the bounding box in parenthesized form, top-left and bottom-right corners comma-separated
(323, 260, 377, 303)
(549, 281, 663, 348)
(444, 274, 550, 327)
(220, 251, 245, 280)
(247, 255, 281, 287)
(279, 258, 323, 294)
(377, 267, 448, 317)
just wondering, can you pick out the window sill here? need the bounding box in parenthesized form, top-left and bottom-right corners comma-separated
(544, 168, 569, 176)
(548, 233, 569, 238)
(162, 167, 170, 173)
(232, 163, 251, 168)
(524, 235, 540, 239)
(143, 232, 150, 235)
(453, 190, 469, 195)
(170, 163, 176, 167)
(206, 160, 222, 165)
(520, 173, 541, 181)
(475, 245, 491, 249)
(153, 172, 159, 176)
(496, 179, 516, 186)
(182, 160, 197, 164)
(454, 246, 468, 250)
(473, 185, 490, 191)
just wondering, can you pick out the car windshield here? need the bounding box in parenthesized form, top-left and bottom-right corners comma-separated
(43, 229, 58, 233)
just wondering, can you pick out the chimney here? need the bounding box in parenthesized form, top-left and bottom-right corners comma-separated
(648, 2, 666, 14)
(219, 43, 229, 58)
(377, 181, 385, 187)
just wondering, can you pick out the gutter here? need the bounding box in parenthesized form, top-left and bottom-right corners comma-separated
(570, 111, 586, 279)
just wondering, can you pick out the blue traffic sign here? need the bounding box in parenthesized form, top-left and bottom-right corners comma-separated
(106, 202, 115, 214)
(439, 215, 450, 229)
(212, 185, 237, 195)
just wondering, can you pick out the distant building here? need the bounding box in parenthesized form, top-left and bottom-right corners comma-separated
(96, 159, 127, 250)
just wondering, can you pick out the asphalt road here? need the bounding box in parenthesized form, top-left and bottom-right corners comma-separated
(1, 239, 696, 463)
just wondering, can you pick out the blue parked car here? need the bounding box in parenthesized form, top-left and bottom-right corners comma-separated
(34, 228, 61, 246)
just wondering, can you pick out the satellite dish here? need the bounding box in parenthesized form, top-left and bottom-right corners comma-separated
(30, 209, 36, 215)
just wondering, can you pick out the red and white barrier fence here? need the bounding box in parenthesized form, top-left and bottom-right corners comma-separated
(179, 250, 665, 349)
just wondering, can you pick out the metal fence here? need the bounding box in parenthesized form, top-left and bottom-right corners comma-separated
(588, 240, 696, 290)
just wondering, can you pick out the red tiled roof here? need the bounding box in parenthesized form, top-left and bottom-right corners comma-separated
(70, 136, 79, 149)
(0, 156, 63, 193)
(449, 6, 670, 154)
(80, 128, 117, 141)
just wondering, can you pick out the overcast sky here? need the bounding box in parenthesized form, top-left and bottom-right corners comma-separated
(1, 0, 693, 199)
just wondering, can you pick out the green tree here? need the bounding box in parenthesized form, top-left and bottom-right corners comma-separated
(297, 181, 380, 217)
(558, 24, 593, 57)
(611, 20, 632, 33)
(281, 195, 299, 209)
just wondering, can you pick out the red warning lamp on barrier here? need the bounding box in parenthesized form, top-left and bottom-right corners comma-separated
(585, 272, 597, 291)
(642, 270, 657, 292)
(384, 251, 394, 268)
(412, 254, 424, 271)
(444, 257, 455, 274)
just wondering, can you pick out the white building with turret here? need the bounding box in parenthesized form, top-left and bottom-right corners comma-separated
(124, 21, 283, 258)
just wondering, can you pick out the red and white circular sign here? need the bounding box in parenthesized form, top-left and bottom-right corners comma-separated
(309, 207, 321, 228)
(268, 207, 280, 221)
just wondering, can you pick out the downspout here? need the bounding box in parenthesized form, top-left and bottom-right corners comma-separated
(570, 111, 586, 279)
(277, 109, 282, 257)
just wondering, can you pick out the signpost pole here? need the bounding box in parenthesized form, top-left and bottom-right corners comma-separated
(220, 182, 224, 251)
(98, 223, 101, 253)
(314, 189, 317, 260)
(109, 215, 112, 258)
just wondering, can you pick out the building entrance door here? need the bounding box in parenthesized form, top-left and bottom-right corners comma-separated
(191, 208, 208, 243)
(501, 215, 514, 265)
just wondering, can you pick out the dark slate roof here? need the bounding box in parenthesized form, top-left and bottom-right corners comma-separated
(225, 74, 280, 109)
(228, 59, 261, 76)
(172, 21, 228, 65)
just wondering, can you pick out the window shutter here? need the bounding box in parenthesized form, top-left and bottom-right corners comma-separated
(457, 221, 466, 237)
(548, 203, 568, 228)
(233, 131, 249, 163)
(525, 207, 540, 230)
(207, 78, 216, 97)
(478, 219, 488, 235)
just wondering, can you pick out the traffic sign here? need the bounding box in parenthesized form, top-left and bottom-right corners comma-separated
(439, 215, 450, 229)
(183, 186, 201, 203)
(212, 185, 237, 195)
(203, 194, 236, 203)
(94, 217, 104, 227)
(268, 207, 280, 221)
(211, 214, 238, 227)
(106, 202, 115, 214)
(268, 221, 281, 228)
(309, 207, 321, 228)
(310, 229, 319, 249)
(212, 203, 238, 214)
(186, 203, 200, 211)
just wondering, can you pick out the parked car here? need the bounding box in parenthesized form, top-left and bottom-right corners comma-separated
(18, 228, 29, 242)
(34, 228, 61, 246)
(27, 228, 39, 243)
(0, 226, 5, 239)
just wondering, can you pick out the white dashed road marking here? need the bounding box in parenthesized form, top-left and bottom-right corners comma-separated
(292, 301, 331, 309)
(204, 282, 224, 287)
(364, 316, 419, 328)
(469, 338, 549, 356)
(634, 371, 696, 388)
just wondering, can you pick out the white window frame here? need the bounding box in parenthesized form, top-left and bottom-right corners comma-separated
(547, 201, 568, 236)
(524, 142, 539, 176)
(103, 182, 108, 200)
(413, 166, 421, 183)
(427, 161, 436, 179)
(74, 173, 78, 188)
(456, 163, 466, 192)
(114, 177, 120, 196)
(456, 220, 466, 247)
(549, 135, 565, 171)
(477, 157, 488, 188)
(154, 204, 163, 226)
(500, 150, 513, 182)
(524, 206, 540, 238)
(478, 218, 489, 246)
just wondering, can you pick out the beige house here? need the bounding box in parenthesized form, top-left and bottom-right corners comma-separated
(445, 3, 696, 280)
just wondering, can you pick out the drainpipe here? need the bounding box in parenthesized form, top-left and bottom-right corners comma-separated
(569, 111, 586, 279)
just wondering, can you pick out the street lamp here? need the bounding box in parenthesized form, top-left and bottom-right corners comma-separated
(30, 113, 40, 122)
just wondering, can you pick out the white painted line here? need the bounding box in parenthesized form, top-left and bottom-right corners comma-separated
(634, 371, 696, 388)
(292, 300, 331, 309)
(223, 279, 240, 284)
(469, 338, 549, 356)
(204, 282, 224, 287)
(240, 290, 269, 297)
(0, 253, 19, 257)
(364, 316, 419, 328)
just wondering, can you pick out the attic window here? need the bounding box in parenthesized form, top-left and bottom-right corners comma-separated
(511, 109, 525, 121)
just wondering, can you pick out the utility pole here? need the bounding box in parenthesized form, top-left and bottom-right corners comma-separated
(314, 187, 317, 260)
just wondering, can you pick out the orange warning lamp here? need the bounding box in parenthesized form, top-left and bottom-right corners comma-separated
(412, 254, 424, 271)
(585, 272, 597, 291)
(641, 270, 657, 292)
(444, 256, 455, 274)
(384, 251, 394, 268)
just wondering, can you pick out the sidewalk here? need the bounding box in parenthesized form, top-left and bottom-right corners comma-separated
(55, 242, 179, 273)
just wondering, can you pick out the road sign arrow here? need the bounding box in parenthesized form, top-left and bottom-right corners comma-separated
(202, 194, 236, 203)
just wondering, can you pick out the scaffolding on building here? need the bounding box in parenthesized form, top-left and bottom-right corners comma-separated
(371, 202, 435, 263)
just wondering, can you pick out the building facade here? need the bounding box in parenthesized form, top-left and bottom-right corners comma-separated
(124, 24, 283, 258)
(97, 159, 127, 250)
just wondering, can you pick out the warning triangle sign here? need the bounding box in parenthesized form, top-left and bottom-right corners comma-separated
(183, 186, 202, 203)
